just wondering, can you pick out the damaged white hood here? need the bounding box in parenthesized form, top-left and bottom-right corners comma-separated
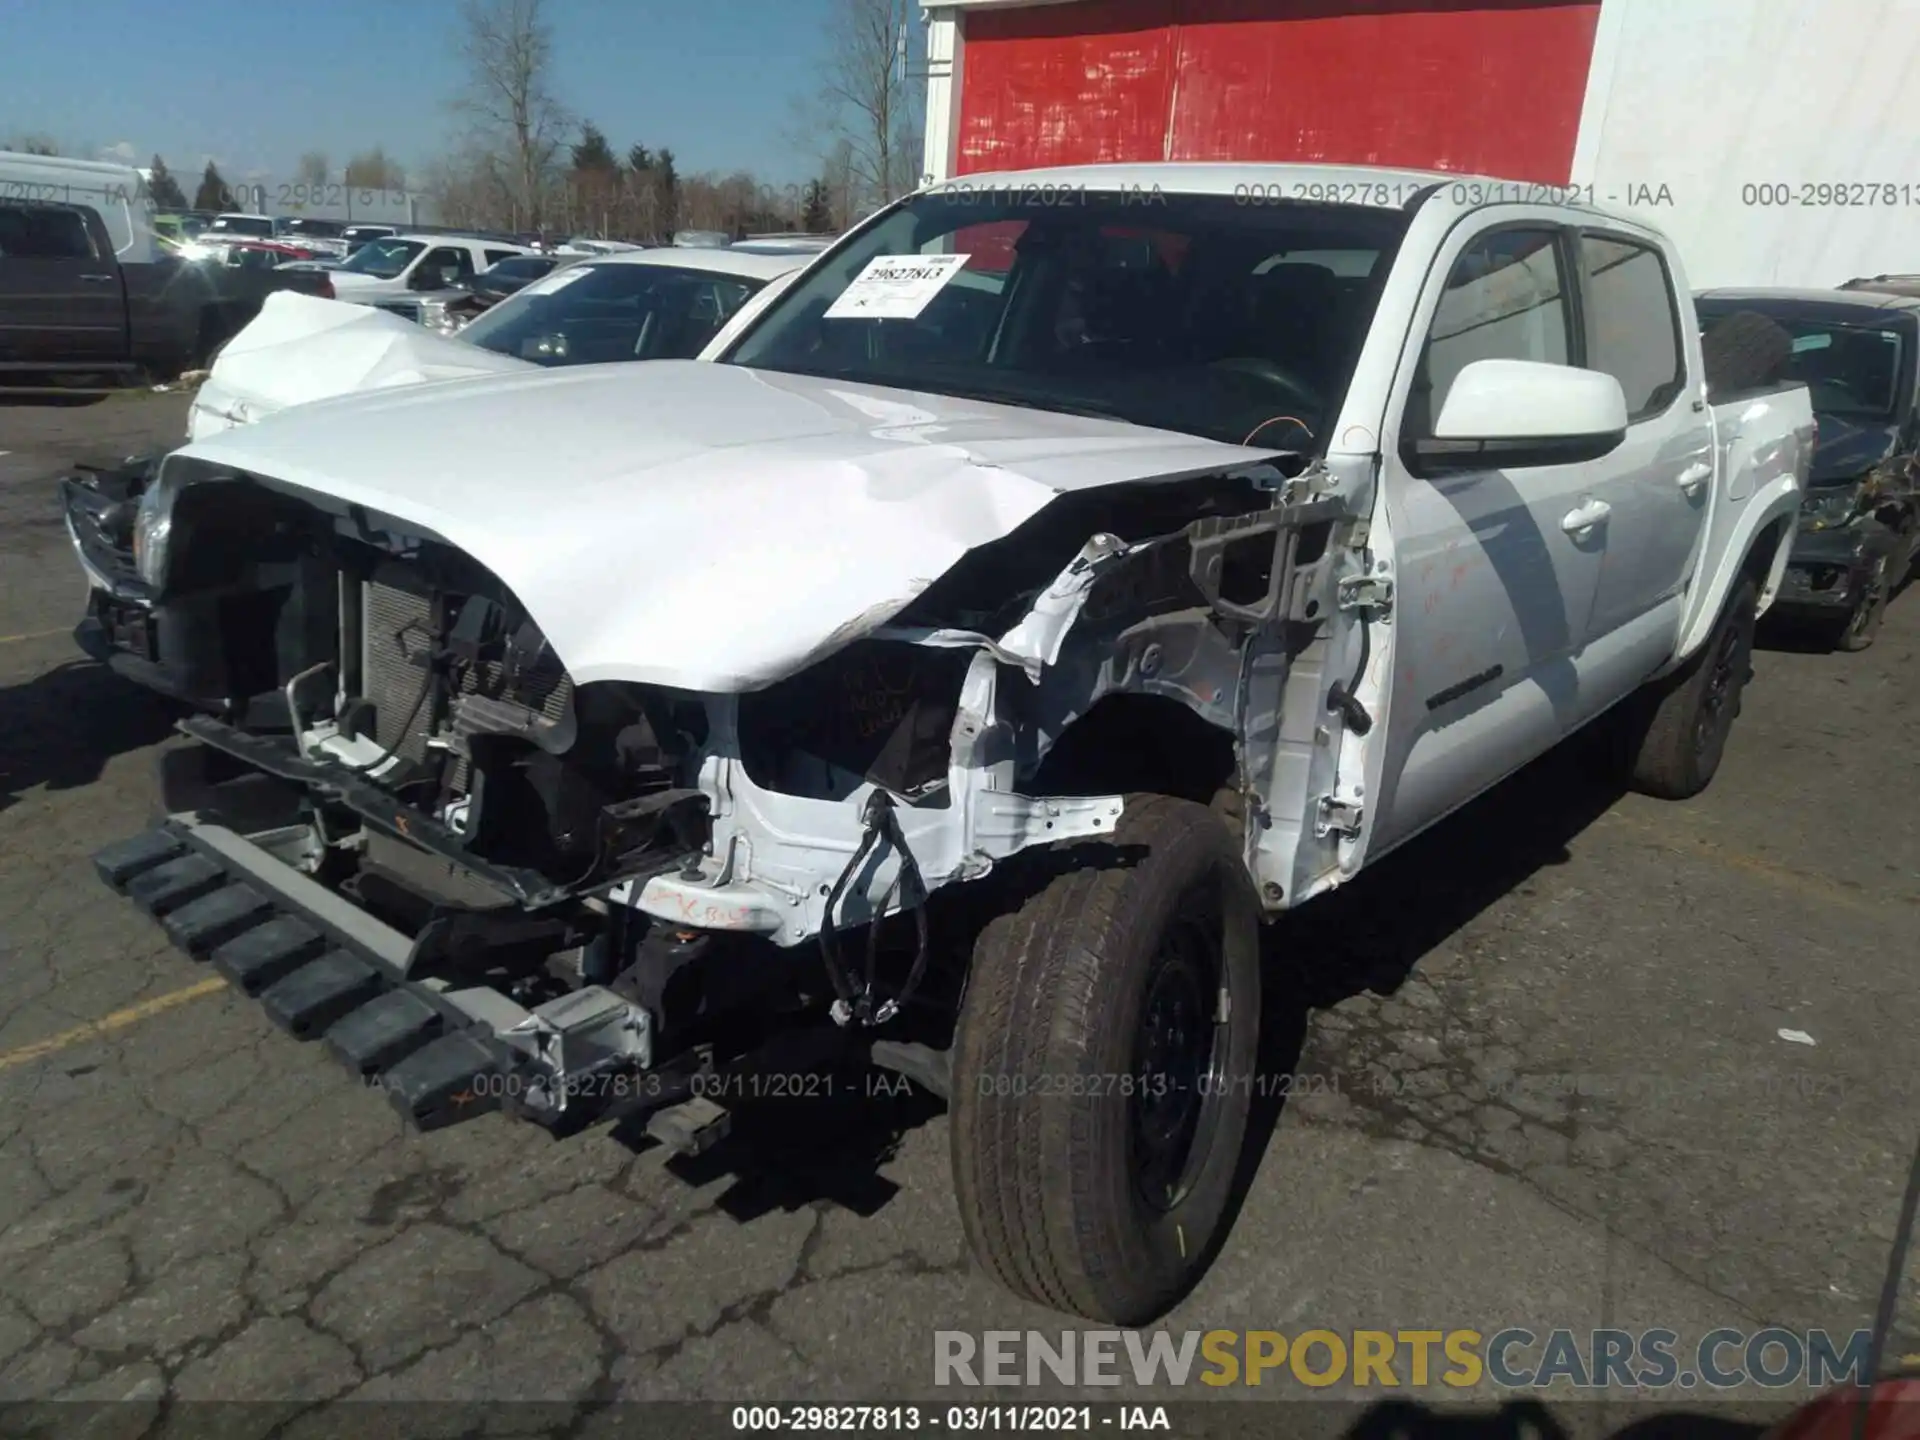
(168, 361, 1282, 691)
(186, 291, 532, 440)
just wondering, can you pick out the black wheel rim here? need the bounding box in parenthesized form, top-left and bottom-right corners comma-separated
(1128, 893, 1229, 1214)
(1694, 609, 1749, 761)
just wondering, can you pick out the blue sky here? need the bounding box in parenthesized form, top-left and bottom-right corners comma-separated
(0, 0, 850, 187)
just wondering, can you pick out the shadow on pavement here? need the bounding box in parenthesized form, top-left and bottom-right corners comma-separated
(1206, 740, 1629, 1287)
(0, 392, 112, 410)
(0, 657, 179, 816)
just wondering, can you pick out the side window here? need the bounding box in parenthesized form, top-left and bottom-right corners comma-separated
(1406, 227, 1571, 436)
(422, 247, 472, 284)
(484, 248, 519, 266)
(0, 203, 95, 261)
(1581, 234, 1684, 419)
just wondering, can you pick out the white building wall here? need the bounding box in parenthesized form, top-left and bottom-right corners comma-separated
(920, 8, 964, 186)
(1571, 0, 1920, 288)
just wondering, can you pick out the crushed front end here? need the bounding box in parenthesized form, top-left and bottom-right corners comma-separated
(91, 436, 1373, 1142)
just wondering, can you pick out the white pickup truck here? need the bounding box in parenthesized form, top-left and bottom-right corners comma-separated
(90, 164, 1812, 1325)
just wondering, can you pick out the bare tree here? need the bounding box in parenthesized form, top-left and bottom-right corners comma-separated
(451, 0, 570, 230)
(799, 0, 923, 215)
(296, 152, 331, 187)
(343, 148, 406, 190)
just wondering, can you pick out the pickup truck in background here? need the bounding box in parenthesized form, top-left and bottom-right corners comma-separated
(326, 233, 541, 311)
(86, 164, 1812, 1326)
(1696, 287, 1920, 649)
(0, 198, 333, 391)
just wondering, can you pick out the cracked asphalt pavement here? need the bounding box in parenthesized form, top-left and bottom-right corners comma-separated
(0, 392, 1916, 1436)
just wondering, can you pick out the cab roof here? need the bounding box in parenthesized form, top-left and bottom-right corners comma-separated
(920, 161, 1654, 229)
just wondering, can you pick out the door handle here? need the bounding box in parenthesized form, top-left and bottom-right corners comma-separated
(77, 273, 114, 283)
(1677, 461, 1712, 497)
(1561, 498, 1611, 534)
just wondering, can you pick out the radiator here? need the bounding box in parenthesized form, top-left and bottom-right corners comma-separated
(360, 579, 575, 773)
(363, 579, 436, 761)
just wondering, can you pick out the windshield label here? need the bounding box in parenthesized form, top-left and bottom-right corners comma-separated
(824, 253, 970, 320)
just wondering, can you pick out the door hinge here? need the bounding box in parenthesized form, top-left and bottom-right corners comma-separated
(1336, 574, 1394, 615)
(1314, 794, 1364, 839)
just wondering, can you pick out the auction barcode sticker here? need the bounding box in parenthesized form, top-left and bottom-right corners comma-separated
(823, 253, 969, 320)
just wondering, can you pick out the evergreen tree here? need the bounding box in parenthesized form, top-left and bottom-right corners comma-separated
(192, 161, 229, 211)
(147, 155, 188, 209)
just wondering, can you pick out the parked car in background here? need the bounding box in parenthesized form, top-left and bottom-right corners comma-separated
(730, 235, 835, 257)
(273, 216, 349, 257)
(448, 245, 803, 359)
(0, 197, 329, 391)
(341, 223, 399, 253)
(1840, 274, 1920, 300)
(1697, 288, 1920, 649)
(554, 237, 645, 256)
(434, 252, 569, 329)
(218, 243, 335, 296)
(326, 232, 540, 309)
(204, 212, 275, 242)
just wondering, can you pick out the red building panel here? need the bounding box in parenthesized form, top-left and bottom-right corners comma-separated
(956, 0, 1603, 184)
(957, 0, 1181, 173)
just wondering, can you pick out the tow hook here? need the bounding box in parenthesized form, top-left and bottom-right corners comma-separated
(818, 790, 932, 1028)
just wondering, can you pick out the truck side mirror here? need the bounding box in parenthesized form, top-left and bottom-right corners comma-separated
(1406, 359, 1628, 474)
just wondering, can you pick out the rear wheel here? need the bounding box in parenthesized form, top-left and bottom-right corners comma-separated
(1624, 575, 1758, 800)
(949, 794, 1261, 1323)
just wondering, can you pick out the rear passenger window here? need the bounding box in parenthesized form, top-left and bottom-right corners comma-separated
(1406, 227, 1571, 435)
(0, 203, 95, 260)
(1581, 235, 1684, 419)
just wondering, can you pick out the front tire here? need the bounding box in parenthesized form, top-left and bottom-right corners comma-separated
(1625, 575, 1758, 799)
(949, 794, 1261, 1323)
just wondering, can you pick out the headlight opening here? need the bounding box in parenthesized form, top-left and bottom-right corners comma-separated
(1800, 482, 1863, 530)
(131, 477, 175, 588)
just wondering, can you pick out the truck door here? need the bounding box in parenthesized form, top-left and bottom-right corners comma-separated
(0, 201, 125, 364)
(1574, 230, 1711, 673)
(1369, 219, 1606, 855)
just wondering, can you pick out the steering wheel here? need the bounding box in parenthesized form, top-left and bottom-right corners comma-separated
(1207, 356, 1325, 414)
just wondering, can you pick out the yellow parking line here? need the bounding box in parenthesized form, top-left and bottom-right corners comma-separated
(1601, 810, 1906, 917)
(0, 976, 228, 1072)
(0, 628, 66, 646)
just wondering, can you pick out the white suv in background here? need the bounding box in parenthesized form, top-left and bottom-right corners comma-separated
(327, 232, 540, 315)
